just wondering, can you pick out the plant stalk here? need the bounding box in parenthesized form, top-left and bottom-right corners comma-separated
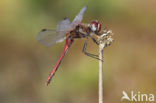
(99, 44, 104, 103)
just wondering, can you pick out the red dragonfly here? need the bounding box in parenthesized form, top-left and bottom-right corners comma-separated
(37, 6, 102, 85)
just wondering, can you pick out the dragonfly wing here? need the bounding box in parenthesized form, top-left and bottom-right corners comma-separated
(37, 6, 87, 47)
(71, 6, 87, 28)
(36, 29, 65, 47)
(55, 18, 73, 42)
(57, 18, 72, 32)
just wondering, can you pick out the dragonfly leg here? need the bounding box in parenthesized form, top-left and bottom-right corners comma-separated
(78, 30, 99, 45)
(90, 35, 99, 45)
(82, 37, 103, 61)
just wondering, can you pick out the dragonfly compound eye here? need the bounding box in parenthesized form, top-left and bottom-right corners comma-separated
(90, 20, 101, 33)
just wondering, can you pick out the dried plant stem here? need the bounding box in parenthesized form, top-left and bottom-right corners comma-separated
(99, 44, 104, 103)
(97, 29, 113, 103)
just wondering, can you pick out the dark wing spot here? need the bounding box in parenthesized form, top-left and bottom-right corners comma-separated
(41, 29, 47, 32)
(63, 17, 68, 20)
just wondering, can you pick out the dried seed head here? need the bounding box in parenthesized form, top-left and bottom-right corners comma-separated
(98, 29, 114, 48)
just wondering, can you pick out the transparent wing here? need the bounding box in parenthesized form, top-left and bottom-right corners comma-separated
(55, 18, 73, 41)
(71, 6, 87, 28)
(37, 6, 87, 47)
(57, 18, 72, 32)
(36, 29, 65, 47)
(37, 18, 72, 47)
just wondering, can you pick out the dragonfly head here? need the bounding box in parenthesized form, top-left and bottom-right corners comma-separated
(89, 20, 101, 34)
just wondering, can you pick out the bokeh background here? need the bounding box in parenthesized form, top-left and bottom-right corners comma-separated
(0, 0, 156, 103)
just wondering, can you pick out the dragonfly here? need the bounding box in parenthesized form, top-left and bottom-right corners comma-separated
(37, 6, 103, 85)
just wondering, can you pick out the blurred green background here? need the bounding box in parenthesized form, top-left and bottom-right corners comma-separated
(0, 0, 156, 103)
